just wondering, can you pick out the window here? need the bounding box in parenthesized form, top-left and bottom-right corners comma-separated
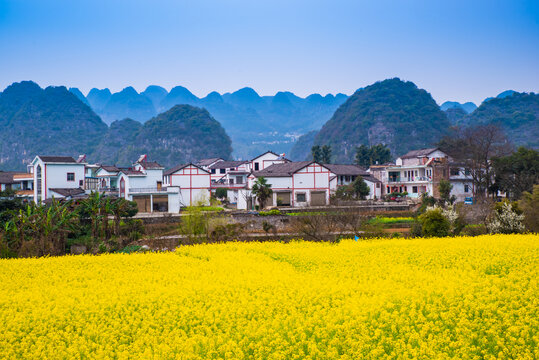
(413, 186, 418, 193)
(211, 169, 216, 174)
(254, 162, 259, 171)
(464, 184, 469, 193)
(296, 193, 306, 202)
(67, 172, 75, 181)
(220, 169, 226, 174)
(464, 168, 471, 176)
(79, 180, 84, 187)
(450, 168, 460, 176)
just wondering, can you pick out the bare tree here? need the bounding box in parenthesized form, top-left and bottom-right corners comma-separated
(439, 124, 512, 199)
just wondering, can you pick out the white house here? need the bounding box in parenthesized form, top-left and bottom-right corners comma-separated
(164, 163, 211, 207)
(251, 151, 289, 172)
(95, 165, 121, 193)
(117, 155, 180, 213)
(244, 161, 333, 209)
(324, 164, 382, 199)
(195, 158, 224, 172)
(383, 148, 474, 201)
(31, 156, 86, 203)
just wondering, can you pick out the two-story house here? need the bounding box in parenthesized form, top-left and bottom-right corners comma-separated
(163, 163, 211, 207)
(32, 156, 86, 203)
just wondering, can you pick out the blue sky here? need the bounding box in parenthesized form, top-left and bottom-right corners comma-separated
(0, 0, 538, 104)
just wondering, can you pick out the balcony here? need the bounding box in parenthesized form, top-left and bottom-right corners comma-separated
(129, 187, 169, 194)
(211, 180, 246, 188)
(388, 176, 430, 183)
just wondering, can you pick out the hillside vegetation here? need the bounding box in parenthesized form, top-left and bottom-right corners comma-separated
(0, 82, 232, 169)
(291, 78, 451, 162)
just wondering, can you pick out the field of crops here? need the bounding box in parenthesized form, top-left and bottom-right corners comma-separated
(1, 235, 538, 359)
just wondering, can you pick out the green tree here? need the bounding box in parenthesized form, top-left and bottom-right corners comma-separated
(519, 185, 539, 232)
(311, 145, 322, 163)
(438, 179, 455, 204)
(493, 147, 539, 200)
(321, 145, 332, 164)
(418, 208, 450, 237)
(251, 177, 273, 209)
(355, 144, 392, 168)
(352, 177, 371, 200)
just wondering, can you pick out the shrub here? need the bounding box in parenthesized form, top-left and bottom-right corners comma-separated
(487, 202, 525, 234)
(461, 224, 488, 236)
(418, 208, 450, 237)
(214, 188, 228, 200)
(259, 209, 281, 216)
(519, 185, 539, 232)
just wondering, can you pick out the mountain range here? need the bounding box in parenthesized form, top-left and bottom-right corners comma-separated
(0, 82, 232, 170)
(290, 81, 538, 161)
(74, 85, 348, 159)
(1, 80, 536, 170)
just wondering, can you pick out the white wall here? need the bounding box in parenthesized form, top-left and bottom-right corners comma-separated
(252, 152, 286, 171)
(33, 158, 85, 202)
(167, 165, 211, 207)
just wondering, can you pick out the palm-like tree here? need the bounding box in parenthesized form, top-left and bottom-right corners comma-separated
(251, 177, 273, 209)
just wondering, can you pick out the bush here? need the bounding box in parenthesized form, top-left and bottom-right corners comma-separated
(487, 202, 525, 234)
(214, 188, 228, 200)
(259, 209, 281, 216)
(460, 224, 488, 237)
(418, 208, 450, 237)
(519, 185, 539, 232)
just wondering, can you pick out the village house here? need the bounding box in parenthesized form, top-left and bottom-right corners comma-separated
(31, 155, 86, 203)
(163, 163, 211, 207)
(195, 158, 224, 173)
(117, 155, 180, 213)
(241, 161, 333, 209)
(250, 151, 289, 171)
(380, 148, 473, 201)
(323, 164, 382, 199)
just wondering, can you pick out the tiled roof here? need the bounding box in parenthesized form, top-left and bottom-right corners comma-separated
(361, 175, 381, 183)
(209, 160, 249, 169)
(100, 165, 120, 172)
(121, 169, 146, 176)
(253, 161, 314, 177)
(400, 148, 440, 159)
(164, 164, 188, 176)
(196, 158, 223, 166)
(49, 188, 86, 197)
(323, 164, 368, 176)
(16, 190, 34, 196)
(139, 161, 163, 169)
(38, 156, 77, 163)
(0, 172, 18, 184)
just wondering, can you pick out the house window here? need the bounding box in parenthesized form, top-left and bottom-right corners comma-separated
(464, 184, 469, 193)
(450, 168, 460, 176)
(296, 193, 306, 202)
(254, 162, 259, 171)
(211, 169, 216, 174)
(67, 173, 75, 181)
(79, 180, 84, 187)
(464, 168, 471, 176)
(220, 169, 226, 174)
(412, 186, 418, 193)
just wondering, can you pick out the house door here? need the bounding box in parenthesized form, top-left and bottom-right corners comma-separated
(120, 178, 125, 198)
(310, 191, 326, 206)
(133, 195, 151, 213)
(276, 192, 291, 206)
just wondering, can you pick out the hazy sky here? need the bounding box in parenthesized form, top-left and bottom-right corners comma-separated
(0, 0, 538, 104)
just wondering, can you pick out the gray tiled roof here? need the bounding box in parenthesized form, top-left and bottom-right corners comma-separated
(196, 158, 223, 166)
(253, 161, 313, 177)
(38, 156, 77, 163)
(49, 188, 86, 197)
(400, 148, 440, 159)
(323, 164, 368, 176)
(209, 160, 249, 169)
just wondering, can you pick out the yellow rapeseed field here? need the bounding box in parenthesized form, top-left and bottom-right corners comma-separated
(0, 234, 538, 359)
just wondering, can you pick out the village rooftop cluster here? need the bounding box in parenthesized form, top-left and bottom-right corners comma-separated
(0, 148, 475, 213)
